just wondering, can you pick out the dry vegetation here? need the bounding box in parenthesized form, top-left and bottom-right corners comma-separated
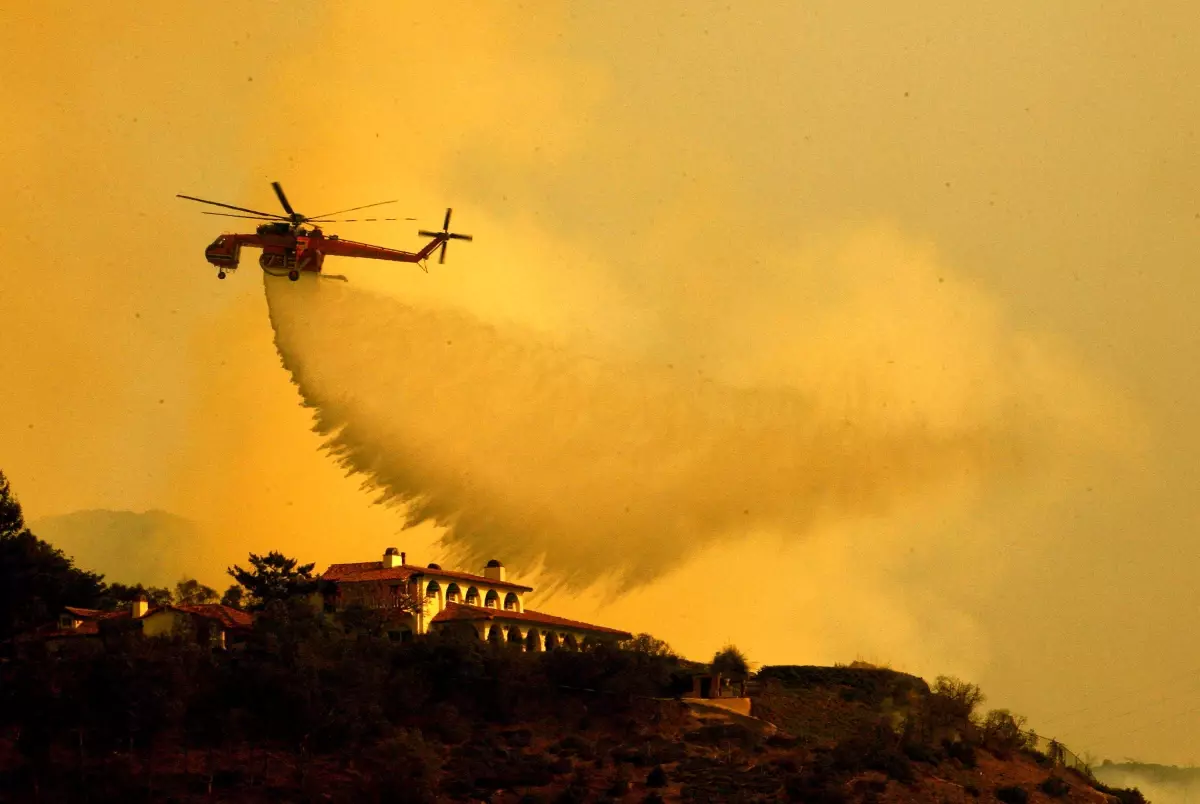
(0, 616, 1151, 803)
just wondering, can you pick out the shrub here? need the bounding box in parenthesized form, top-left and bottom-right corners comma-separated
(942, 738, 977, 768)
(995, 784, 1029, 804)
(980, 709, 1029, 755)
(784, 773, 848, 804)
(833, 721, 914, 784)
(646, 764, 669, 787)
(711, 644, 751, 679)
(359, 729, 442, 804)
(902, 740, 942, 764)
(1039, 775, 1071, 798)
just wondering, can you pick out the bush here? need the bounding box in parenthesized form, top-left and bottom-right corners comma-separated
(833, 721, 914, 784)
(942, 738, 977, 768)
(902, 740, 942, 764)
(784, 773, 848, 804)
(359, 729, 442, 804)
(995, 784, 1029, 804)
(711, 644, 751, 679)
(1039, 775, 1071, 798)
(980, 709, 1029, 755)
(646, 764, 669, 787)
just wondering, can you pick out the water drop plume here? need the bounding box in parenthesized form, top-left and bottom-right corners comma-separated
(264, 275, 1023, 594)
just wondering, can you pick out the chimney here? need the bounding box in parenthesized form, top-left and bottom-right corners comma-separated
(131, 596, 149, 618)
(484, 559, 506, 583)
(382, 547, 405, 569)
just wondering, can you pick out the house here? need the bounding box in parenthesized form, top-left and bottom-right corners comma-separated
(320, 547, 632, 649)
(21, 597, 252, 654)
(138, 602, 254, 649)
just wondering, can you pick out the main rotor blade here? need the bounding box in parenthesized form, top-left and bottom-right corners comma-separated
(439, 241, 447, 264)
(442, 208, 452, 230)
(177, 194, 288, 220)
(447, 233, 473, 241)
(202, 211, 289, 221)
(309, 199, 400, 219)
(272, 182, 296, 217)
(307, 216, 416, 223)
(418, 230, 442, 238)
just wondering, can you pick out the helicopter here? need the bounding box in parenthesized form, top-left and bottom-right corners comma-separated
(178, 182, 473, 281)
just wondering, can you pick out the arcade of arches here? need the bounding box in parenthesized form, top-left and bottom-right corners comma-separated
(320, 549, 631, 648)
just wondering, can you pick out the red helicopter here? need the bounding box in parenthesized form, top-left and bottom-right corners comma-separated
(178, 181, 473, 281)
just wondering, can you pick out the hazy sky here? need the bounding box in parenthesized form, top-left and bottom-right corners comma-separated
(2, 1, 1199, 765)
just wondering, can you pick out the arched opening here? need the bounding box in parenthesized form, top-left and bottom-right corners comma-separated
(446, 583, 461, 604)
(466, 586, 480, 606)
(525, 628, 542, 652)
(506, 625, 523, 646)
(581, 636, 598, 652)
(544, 632, 560, 651)
(503, 592, 520, 612)
(562, 634, 579, 652)
(485, 590, 500, 609)
(487, 624, 503, 644)
(424, 580, 442, 613)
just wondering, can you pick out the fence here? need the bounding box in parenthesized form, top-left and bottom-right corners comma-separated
(1022, 730, 1094, 779)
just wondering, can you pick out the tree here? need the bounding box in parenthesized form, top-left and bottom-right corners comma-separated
(227, 551, 317, 609)
(914, 675, 987, 743)
(174, 578, 218, 605)
(619, 632, 679, 659)
(980, 708, 1029, 753)
(220, 584, 245, 610)
(0, 471, 25, 539)
(101, 582, 174, 610)
(711, 644, 751, 679)
(0, 471, 106, 642)
(931, 675, 986, 721)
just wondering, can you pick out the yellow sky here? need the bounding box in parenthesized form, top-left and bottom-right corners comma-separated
(2, 0, 1200, 765)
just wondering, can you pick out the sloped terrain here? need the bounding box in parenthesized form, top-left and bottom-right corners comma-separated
(0, 614, 1149, 803)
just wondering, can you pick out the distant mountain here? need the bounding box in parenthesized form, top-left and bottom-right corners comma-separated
(29, 509, 210, 588)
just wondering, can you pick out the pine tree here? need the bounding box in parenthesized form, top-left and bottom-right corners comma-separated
(227, 551, 317, 610)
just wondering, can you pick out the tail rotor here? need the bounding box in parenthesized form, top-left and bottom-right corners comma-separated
(419, 207, 473, 264)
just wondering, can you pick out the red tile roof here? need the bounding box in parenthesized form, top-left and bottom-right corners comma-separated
(169, 604, 254, 631)
(321, 562, 421, 583)
(321, 561, 533, 592)
(430, 603, 631, 638)
(64, 606, 125, 620)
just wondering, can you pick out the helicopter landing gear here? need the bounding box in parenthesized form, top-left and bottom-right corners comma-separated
(288, 269, 300, 281)
(217, 271, 226, 279)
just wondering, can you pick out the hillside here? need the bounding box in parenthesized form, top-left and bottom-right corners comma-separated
(0, 609, 1150, 803)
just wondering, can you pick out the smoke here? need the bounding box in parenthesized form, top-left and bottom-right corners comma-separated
(262, 225, 1107, 594)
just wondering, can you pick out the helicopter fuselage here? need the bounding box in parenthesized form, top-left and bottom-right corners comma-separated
(203, 224, 446, 281)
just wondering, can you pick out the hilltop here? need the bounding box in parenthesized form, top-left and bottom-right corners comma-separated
(0, 474, 1154, 802)
(0, 610, 1151, 803)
